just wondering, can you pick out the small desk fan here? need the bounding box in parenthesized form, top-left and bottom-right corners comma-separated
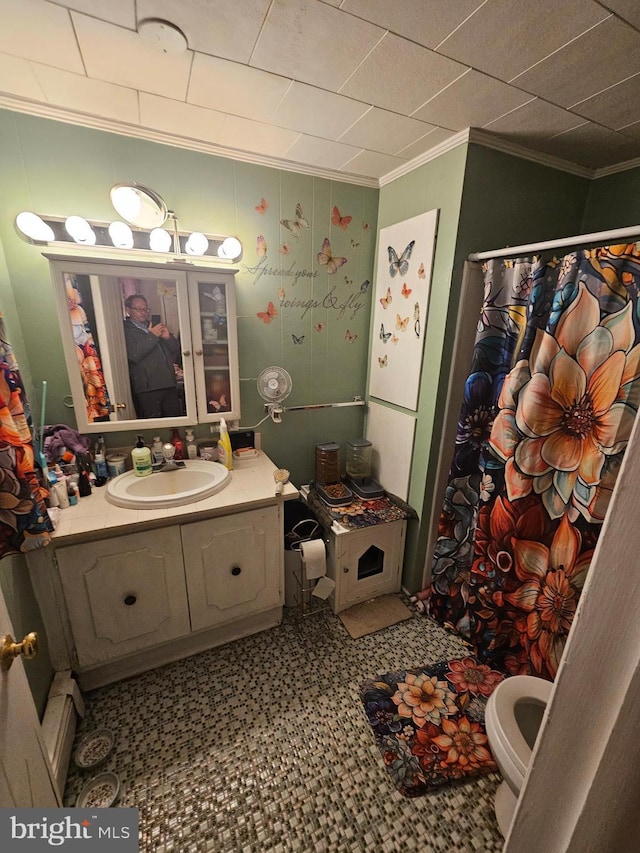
(257, 366, 292, 422)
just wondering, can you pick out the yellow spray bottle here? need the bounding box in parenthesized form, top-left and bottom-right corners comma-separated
(217, 418, 233, 470)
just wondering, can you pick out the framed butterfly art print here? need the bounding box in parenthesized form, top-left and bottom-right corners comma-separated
(369, 209, 438, 410)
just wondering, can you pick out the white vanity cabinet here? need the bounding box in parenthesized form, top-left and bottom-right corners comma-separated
(27, 500, 286, 690)
(56, 527, 190, 668)
(182, 507, 281, 632)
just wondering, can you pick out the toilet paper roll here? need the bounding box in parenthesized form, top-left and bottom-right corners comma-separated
(300, 538, 326, 579)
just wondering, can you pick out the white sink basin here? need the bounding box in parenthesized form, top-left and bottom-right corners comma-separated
(106, 460, 231, 509)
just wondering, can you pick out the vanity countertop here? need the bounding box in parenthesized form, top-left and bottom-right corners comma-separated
(48, 452, 298, 545)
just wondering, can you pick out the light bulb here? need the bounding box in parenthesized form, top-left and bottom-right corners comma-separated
(218, 236, 242, 259)
(108, 220, 134, 249)
(15, 212, 55, 242)
(185, 231, 208, 256)
(149, 228, 172, 252)
(65, 216, 96, 245)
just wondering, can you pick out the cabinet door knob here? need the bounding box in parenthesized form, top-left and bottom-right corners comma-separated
(123, 594, 137, 606)
(343, 566, 349, 573)
(195, 349, 203, 356)
(182, 350, 191, 357)
(231, 566, 242, 576)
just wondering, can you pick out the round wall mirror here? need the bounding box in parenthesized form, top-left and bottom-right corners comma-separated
(110, 183, 168, 229)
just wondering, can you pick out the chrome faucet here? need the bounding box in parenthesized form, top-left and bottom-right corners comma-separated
(159, 442, 180, 471)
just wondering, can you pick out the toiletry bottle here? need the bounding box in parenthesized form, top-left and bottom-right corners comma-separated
(217, 418, 233, 470)
(78, 465, 92, 497)
(171, 428, 184, 460)
(185, 429, 198, 459)
(152, 436, 164, 465)
(54, 475, 69, 508)
(47, 474, 60, 508)
(94, 436, 108, 479)
(131, 435, 152, 477)
(67, 481, 78, 506)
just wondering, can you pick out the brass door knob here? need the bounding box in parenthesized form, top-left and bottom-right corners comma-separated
(1, 632, 38, 670)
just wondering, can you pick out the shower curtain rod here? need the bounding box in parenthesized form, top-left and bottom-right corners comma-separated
(468, 224, 640, 262)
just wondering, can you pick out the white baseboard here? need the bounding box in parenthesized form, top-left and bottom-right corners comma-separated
(41, 671, 84, 799)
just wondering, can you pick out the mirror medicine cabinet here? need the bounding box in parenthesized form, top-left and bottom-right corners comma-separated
(48, 256, 241, 433)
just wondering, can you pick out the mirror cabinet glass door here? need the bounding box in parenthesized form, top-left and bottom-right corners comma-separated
(49, 257, 240, 433)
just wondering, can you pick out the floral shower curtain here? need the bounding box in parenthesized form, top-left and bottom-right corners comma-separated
(415, 243, 640, 681)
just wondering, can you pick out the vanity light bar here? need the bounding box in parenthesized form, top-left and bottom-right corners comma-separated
(14, 212, 243, 261)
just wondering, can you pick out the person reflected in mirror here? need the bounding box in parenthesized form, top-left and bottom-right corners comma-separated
(124, 294, 182, 418)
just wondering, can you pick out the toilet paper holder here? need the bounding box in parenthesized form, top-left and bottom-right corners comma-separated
(289, 522, 331, 618)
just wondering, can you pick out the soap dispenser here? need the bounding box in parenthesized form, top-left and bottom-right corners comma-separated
(185, 429, 198, 459)
(131, 435, 152, 477)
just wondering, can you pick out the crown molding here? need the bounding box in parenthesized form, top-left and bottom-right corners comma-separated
(0, 95, 379, 189)
(379, 129, 471, 186)
(3, 95, 640, 189)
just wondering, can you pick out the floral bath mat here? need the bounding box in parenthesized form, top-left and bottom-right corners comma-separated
(359, 657, 505, 796)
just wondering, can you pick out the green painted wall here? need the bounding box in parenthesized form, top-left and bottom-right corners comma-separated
(0, 110, 378, 489)
(581, 164, 640, 231)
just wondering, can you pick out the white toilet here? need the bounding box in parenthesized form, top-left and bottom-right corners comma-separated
(485, 675, 553, 837)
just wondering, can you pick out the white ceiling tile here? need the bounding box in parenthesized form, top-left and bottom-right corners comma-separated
(395, 127, 457, 160)
(31, 64, 139, 123)
(0, 0, 83, 73)
(438, 0, 609, 82)
(219, 114, 300, 158)
(251, 0, 385, 90)
(340, 148, 407, 178)
(140, 93, 227, 144)
(338, 107, 436, 156)
(271, 83, 369, 140)
(484, 98, 587, 142)
(71, 11, 192, 100)
(285, 135, 363, 170)
(531, 123, 640, 169)
(412, 71, 533, 130)
(189, 54, 291, 124)
(619, 120, 640, 141)
(341, 0, 485, 49)
(600, 0, 640, 29)
(136, 0, 271, 63)
(49, 0, 136, 29)
(0, 54, 46, 100)
(341, 33, 468, 115)
(513, 16, 640, 108)
(571, 73, 640, 130)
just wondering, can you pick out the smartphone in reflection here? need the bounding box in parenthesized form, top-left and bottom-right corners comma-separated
(151, 314, 161, 326)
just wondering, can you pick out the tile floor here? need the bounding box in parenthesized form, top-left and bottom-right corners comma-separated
(64, 601, 505, 852)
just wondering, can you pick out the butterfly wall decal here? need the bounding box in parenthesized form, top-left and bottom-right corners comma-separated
(350, 238, 360, 248)
(344, 275, 353, 286)
(255, 197, 268, 214)
(332, 205, 352, 230)
(256, 235, 267, 256)
(317, 237, 347, 275)
(362, 222, 370, 231)
(314, 323, 325, 332)
(344, 329, 357, 343)
(360, 279, 370, 293)
(379, 287, 392, 309)
(396, 314, 409, 332)
(278, 287, 286, 301)
(280, 203, 310, 238)
(203, 286, 224, 306)
(388, 240, 415, 277)
(380, 323, 391, 343)
(414, 302, 421, 338)
(401, 282, 412, 298)
(257, 301, 278, 324)
(279, 244, 291, 255)
(418, 263, 426, 279)
(378, 354, 388, 367)
(292, 333, 305, 345)
(157, 282, 176, 297)
(391, 334, 399, 345)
